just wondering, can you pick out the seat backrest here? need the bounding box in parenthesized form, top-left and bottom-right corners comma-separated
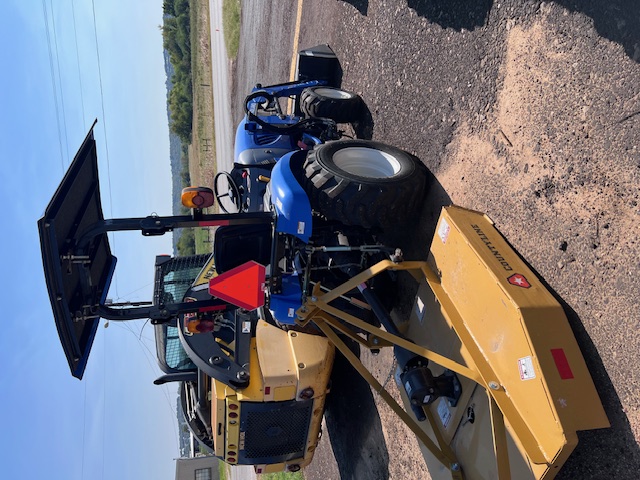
(214, 224, 272, 273)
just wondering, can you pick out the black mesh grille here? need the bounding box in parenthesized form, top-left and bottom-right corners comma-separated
(153, 254, 210, 304)
(240, 399, 312, 463)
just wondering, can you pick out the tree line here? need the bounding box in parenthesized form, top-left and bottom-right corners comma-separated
(163, 0, 193, 143)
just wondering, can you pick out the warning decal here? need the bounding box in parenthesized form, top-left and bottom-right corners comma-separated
(437, 398, 452, 428)
(518, 356, 536, 381)
(209, 261, 266, 310)
(438, 218, 451, 244)
(508, 273, 531, 288)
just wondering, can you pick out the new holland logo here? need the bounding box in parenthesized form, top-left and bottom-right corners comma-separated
(508, 273, 531, 288)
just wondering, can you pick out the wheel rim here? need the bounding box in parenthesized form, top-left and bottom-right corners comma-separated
(315, 87, 353, 100)
(332, 147, 402, 178)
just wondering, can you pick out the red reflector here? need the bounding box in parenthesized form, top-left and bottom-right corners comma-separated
(199, 304, 226, 313)
(265, 386, 271, 395)
(551, 348, 574, 380)
(199, 219, 230, 227)
(229, 412, 238, 418)
(209, 261, 266, 310)
(228, 457, 236, 463)
(229, 404, 238, 411)
(257, 468, 263, 474)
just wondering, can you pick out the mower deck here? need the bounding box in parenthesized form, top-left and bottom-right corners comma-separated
(298, 206, 608, 480)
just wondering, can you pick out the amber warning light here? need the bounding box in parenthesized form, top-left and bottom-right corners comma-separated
(181, 186, 215, 209)
(209, 261, 266, 310)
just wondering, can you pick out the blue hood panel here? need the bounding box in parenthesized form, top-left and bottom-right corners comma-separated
(234, 118, 296, 166)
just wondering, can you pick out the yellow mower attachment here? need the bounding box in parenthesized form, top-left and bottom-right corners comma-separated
(297, 205, 608, 480)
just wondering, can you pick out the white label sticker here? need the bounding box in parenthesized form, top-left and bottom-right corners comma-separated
(438, 218, 451, 244)
(415, 297, 425, 323)
(297, 221, 305, 234)
(242, 321, 251, 334)
(518, 356, 536, 380)
(437, 398, 452, 428)
(404, 381, 413, 396)
(287, 308, 295, 318)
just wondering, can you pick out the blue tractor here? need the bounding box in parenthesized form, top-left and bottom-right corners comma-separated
(213, 44, 427, 223)
(38, 45, 450, 474)
(203, 45, 429, 336)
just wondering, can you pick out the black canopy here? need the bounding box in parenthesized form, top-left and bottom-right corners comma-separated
(38, 128, 116, 379)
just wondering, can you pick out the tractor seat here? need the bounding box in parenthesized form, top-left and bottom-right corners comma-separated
(213, 224, 272, 273)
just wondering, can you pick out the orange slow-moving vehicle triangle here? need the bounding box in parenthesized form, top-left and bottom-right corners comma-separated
(208, 261, 266, 310)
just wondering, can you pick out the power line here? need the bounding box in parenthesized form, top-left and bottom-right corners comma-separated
(48, 0, 71, 163)
(90, 0, 119, 299)
(113, 321, 180, 449)
(112, 281, 154, 304)
(71, 0, 87, 130)
(41, 0, 65, 172)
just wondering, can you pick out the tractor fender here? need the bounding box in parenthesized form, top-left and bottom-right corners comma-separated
(271, 150, 313, 242)
(297, 44, 341, 87)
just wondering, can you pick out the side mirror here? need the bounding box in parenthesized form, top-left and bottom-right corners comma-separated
(181, 186, 215, 209)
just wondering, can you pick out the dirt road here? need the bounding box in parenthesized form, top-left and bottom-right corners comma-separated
(231, 1, 640, 478)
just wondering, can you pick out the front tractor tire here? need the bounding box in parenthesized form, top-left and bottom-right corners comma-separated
(300, 87, 363, 123)
(303, 140, 428, 229)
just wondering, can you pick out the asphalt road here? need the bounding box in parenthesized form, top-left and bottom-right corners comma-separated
(209, 0, 234, 174)
(230, 1, 640, 478)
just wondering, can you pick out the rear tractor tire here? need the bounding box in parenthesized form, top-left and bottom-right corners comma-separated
(303, 140, 428, 229)
(300, 87, 363, 124)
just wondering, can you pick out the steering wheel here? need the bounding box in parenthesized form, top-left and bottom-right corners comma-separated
(214, 172, 242, 213)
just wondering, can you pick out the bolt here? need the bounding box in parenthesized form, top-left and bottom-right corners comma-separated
(310, 296, 317, 302)
(237, 371, 249, 381)
(372, 337, 380, 345)
(209, 356, 223, 365)
(451, 463, 460, 471)
(290, 332, 297, 337)
(488, 381, 500, 390)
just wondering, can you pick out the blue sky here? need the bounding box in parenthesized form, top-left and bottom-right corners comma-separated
(1, 1, 181, 479)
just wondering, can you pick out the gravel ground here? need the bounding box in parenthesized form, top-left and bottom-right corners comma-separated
(233, 1, 640, 478)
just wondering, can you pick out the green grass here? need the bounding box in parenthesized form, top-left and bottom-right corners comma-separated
(259, 472, 304, 480)
(222, 0, 241, 58)
(195, 227, 213, 254)
(218, 459, 227, 480)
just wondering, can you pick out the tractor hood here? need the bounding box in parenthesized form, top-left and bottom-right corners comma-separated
(38, 127, 116, 379)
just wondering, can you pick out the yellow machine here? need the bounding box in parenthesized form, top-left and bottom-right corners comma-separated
(208, 322, 334, 474)
(152, 253, 336, 474)
(187, 252, 335, 473)
(297, 206, 609, 480)
(40, 126, 607, 479)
